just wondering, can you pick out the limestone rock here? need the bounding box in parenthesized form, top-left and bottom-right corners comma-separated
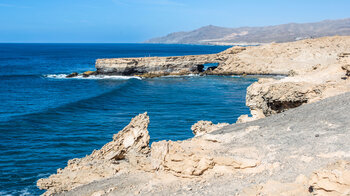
(342, 64, 350, 77)
(310, 160, 350, 195)
(95, 54, 227, 76)
(245, 79, 312, 118)
(151, 138, 260, 178)
(214, 36, 350, 75)
(240, 160, 350, 196)
(37, 112, 151, 195)
(98, 112, 150, 160)
(240, 179, 309, 196)
(191, 121, 229, 136)
(82, 70, 96, 77)
(236, 114, 257, 124)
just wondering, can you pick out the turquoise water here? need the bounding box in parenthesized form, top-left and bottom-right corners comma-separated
(0, 44, 257, 195)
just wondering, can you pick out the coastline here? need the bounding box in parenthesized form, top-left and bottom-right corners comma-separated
(38, 36, 350, 195)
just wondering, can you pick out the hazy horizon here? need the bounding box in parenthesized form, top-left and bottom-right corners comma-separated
(1, 0, 350, 43)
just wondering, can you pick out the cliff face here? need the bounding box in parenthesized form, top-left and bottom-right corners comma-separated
(94, 47, 246, 77)
(214, 36, 350, 75)
(225, 36, 350, 121)
(95, 54, 222, 76)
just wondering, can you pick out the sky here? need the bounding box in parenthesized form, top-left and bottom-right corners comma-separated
(0, 0, 350, 43)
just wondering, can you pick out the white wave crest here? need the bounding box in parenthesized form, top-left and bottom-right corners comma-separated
(45, 74, 141, 80)
(162, 74, 200, 78)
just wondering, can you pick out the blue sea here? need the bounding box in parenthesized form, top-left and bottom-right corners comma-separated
(0, 43, 257, 195)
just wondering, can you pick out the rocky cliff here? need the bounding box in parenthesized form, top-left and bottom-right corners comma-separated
(94, 47, 246, 77)
(224, 36, 350, 122)
(38, 93, 350, 195)
(95, 54, 219, 76)
(39, 36, 350, 195)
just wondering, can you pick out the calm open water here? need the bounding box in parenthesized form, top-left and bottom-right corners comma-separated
(0, 43, 257, 195)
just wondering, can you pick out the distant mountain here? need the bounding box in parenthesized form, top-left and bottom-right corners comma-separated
(144, 18, 350, 45)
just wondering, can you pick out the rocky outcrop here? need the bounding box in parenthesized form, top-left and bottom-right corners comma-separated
(230, 36, 350, 122)
(66, 72, 78, 78)
(95, 54, 222, 76)
(214, 36, 350, 75)
(38, 92, 350, 195)
(82, 71, 96, 77)
(37, 112, 151, 195)
(94, 47, 246, 77)
(191, 120, 229, 136)
(309, 160, 350, 195)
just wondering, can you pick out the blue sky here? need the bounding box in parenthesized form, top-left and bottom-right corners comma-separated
(1, 0, 349, 43)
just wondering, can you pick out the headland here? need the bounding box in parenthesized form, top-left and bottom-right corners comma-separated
(39, 36, 350, 195)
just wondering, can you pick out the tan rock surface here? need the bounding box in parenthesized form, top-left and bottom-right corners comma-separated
(240, 160, 350, 196)
(94, 46, 246, 77)
(191, 120, 229, 136)
(227, 36, 350, 121)
(95, 54, 223, 76)
(214, 36, 350, 75)
(37, 112, 151, 195)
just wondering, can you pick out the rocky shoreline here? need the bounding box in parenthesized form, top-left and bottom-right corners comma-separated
(39, 36, 350, 195)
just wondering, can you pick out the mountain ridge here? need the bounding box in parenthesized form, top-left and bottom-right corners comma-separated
(144, 18, 350, 45)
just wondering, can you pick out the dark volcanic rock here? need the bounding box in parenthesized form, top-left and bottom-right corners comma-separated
(66, 72, 78, 78)
(82, 71, 96, 77)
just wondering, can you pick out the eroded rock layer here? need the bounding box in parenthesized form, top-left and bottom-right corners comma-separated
(95, 54, 220, 76)
(37, 113, 151, 195)
(94, 47, 246, 77)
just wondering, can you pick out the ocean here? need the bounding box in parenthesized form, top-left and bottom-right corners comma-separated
(0, 43, 257, 195)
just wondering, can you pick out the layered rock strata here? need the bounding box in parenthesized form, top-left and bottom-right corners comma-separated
(237, 39, 350, 121)
(93, 47, 246, 77)
(95, 54, 221, 76)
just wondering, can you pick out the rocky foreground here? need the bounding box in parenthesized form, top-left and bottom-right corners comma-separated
(39, 36, 350, 195)
(38, 94, 350, 196)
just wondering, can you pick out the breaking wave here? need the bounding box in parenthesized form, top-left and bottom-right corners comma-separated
(44, 74, 141, 80)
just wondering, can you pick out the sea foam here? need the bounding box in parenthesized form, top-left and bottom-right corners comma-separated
(45, 74, 141, 80)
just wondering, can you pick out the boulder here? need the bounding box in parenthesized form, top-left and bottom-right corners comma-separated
(82, 71, 96, 77)
(191, 120, 229, 136)
(66, 72, 78, 78)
